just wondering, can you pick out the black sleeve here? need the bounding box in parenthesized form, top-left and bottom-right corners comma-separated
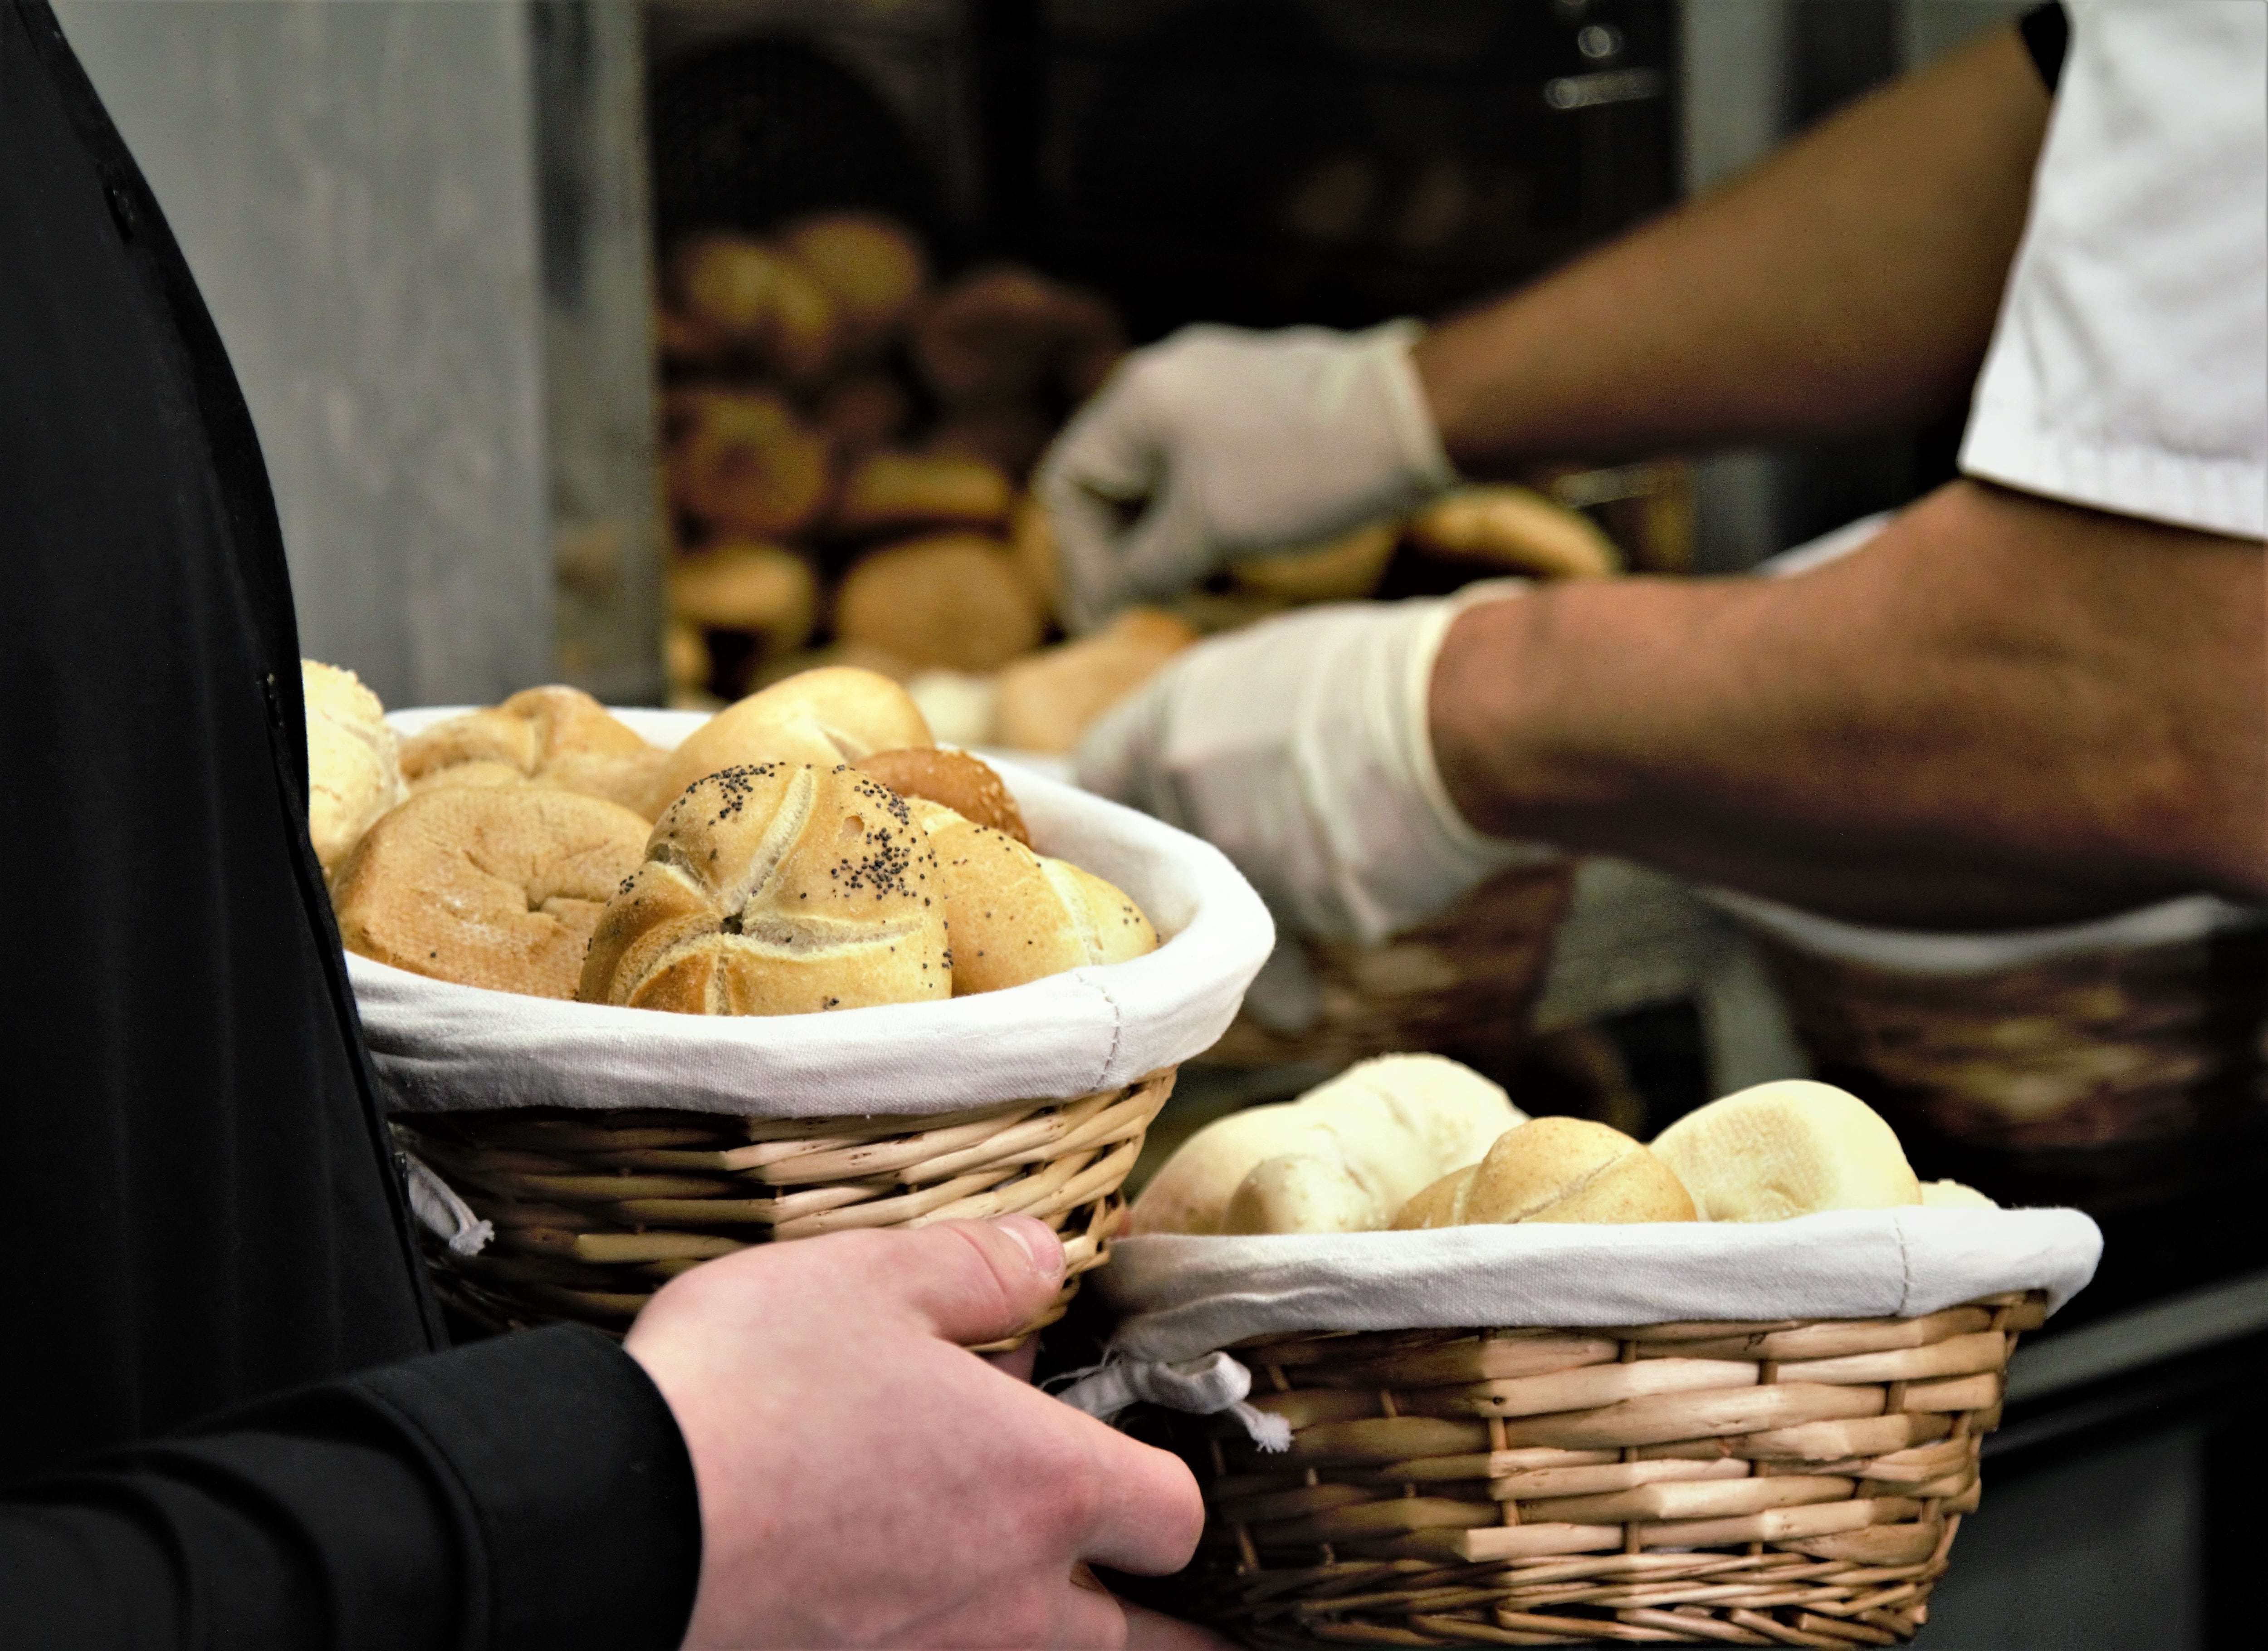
(2020, 3, 2070, 93)
(0, 1327, 702, 1651)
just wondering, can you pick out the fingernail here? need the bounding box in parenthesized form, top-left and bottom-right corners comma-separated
(997, 1215, 1065, 1279)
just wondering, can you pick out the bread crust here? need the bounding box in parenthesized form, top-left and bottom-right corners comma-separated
(332, 786, 651, 999)
(580, 763, 951, 1016)
(1394, 1117, 1696, 1228)
(401, 686, 671, 819)
(655, 667, 933, 808)
(857, 747, 1031, 845)
(915, 809, 1155, 997)
(303, 659, 404, 879)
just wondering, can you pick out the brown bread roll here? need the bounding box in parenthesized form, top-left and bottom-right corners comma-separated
(833, 451, 1015, 533)
(856, 747, 1031, 845)
(913, 265, 1124, 408)
(1229, 520, 1399, 604)
(913, 808, 1156, 996)
(1406, 486, 1621, 581)
(402, 686, 671, 819)
(303, 659, 404, 880)
(579, 764, 949, 1015)
(993, 607, 1198, 753)
(777, 211, 928, 354)
(1393, 1117, 1696, 1228)
(1648, 1081, 1920, 1223)
(655, 666, 932, 808)
(835, 534, 1045, 673)
(332, 787, 651, 999)
(667, 389, 833, 538)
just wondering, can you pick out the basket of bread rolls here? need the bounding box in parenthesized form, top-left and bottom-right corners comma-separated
(300, 658, 1274, 1343)
(1051, 1058, 2101, 1646)
(1714, 889, 2268, 1153)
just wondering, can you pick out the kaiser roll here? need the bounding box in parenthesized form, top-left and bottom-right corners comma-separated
(332, 786, 650, 999)
(1393, 1117, 1696, 1228)
(581, 763, 950, 1015)
(1648, 1080, 1921, 1223)
(655, 666, 932, 806)
(1131, 1054, 1522, 1236)
(402, 686, 671, 818)
(913, 807, 1155, 996)
(857, 746, 1030, 844)
(303, 659, 404, 880)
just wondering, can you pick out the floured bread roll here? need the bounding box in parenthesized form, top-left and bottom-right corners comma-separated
(402, 686, 671, 819)
(1394, 1117, 1695, 1228)
(333, 787, 650, 999)
(1130, 1054, 1521, 1236)
(303, 659, 404, 879)
(1649, 1080, 1921, 1223)
(580, 763, 949, 1015)
(1923, 1180, 1998, 1210)
(909, 804, 1155, 995)
(655, 666, 933, 807)
(857, 746, 1030, 844)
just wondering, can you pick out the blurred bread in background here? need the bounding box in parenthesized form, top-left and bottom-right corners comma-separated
(835, 533, 1045, 673)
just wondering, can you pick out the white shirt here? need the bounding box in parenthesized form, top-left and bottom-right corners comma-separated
(1962, 0, 2267, 539)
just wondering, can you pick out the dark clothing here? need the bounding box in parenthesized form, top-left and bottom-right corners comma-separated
(0, 4, 699, 1643)
(2022, 2, 2071, 93)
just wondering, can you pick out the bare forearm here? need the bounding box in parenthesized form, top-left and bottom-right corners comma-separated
(1431, 483, 2268, 928)
(1415, 27, 2050, 470)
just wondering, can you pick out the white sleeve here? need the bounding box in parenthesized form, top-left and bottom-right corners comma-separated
(1960, 0, 2266, 539)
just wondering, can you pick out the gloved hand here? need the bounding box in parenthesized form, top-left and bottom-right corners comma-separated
(1076, 588, 1556, 947)
(1036, 321, 1457, 631)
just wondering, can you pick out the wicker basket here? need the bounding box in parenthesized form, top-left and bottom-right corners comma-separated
(399, 1074, 1172, 1340)
(1162, 1291, 2042, 1646)
(1719, 893, 2268, 1152)
(1203, 863, 1575, 1079)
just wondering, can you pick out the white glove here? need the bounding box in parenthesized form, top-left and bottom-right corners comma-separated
(1076, 588, 1556, 947)
(1037, 321, 1457, 632)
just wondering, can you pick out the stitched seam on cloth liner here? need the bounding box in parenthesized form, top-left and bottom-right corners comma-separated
(1079, 971, 1125, 1089)
(1894, 1213, 1915, 1316)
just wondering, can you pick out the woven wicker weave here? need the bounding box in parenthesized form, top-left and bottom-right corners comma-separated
(1163, 1290, 2043, 1646)
(396, 1070, 1174, 1341)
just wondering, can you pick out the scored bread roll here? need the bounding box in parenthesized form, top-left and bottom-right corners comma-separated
(303, 659, 405, 880)
(580, 763, 949, 1015)
(1393, 1117, 1696, 1228)
(655, 666, 932, 807)
(1130, 1054, 1522, 1236)
(1407, 486, 1621, 581)
(913, 807, 1155, 995)
(835, 533, 1046, 673)
(1923, 1179, 1998, 1210)
(402, 686, 672, 819)
(332, 787, 650, 999)
(1648, 1080, 1921, 1223)
(856, 746, 1030, 845)
(993, 607, 1198, 753)
(834, 451, 1016, 533)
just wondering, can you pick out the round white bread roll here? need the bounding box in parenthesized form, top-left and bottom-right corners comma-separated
(1393, 1117, 1696, 1228)
(303, 659, 404, 879)
(580, 762, 949, 1015)
(908, 803, 1155, 995)
(655, 667, 932, 809)
(1130, 1054, 1522, 1237)
(1649, 1080, 1921, 1223)
(1922, 1179, 1998, 1210)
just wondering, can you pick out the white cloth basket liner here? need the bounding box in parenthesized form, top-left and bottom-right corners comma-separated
(349, 708, 1276, 1118)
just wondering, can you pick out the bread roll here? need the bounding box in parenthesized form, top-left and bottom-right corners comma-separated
(914, 265, 1124, 408)
(816, 373, 910, 456)
(668, 390, 832, 538)
(1009, 492, 1062, 620)
(303, 659, 404, 880)
(1648, 1081, 1921, 1223)
(903, 669, 1001, 748)
(926, 408, 1053, 481)
(1922, 1180, 1998, 1210)
(1130, 1054, 1522, 1236)
(1394, 1117, 1696, 1228)
(857, 746, 1030, 845)
(834, 451, 1015, 533)
(916, 810, 1154, 995)
(402, 686, 671, 819)
(1407, 486, 1621, 581)
(993, 607, 1198, 753)
(777, 211, 928, 353)
(835, 534, 1045, 673)
(667, 234, 838, 381)
(655, 666, 932, 812)
(580, 763, 949, 1015)
(1229, 520, 1399, 604)
(667, 542, 818, 655)
(665, 619, 713, 697)
(333, 786, 650, 999)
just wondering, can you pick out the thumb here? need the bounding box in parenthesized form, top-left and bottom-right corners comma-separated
(885, 1216, 1066, 1348)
